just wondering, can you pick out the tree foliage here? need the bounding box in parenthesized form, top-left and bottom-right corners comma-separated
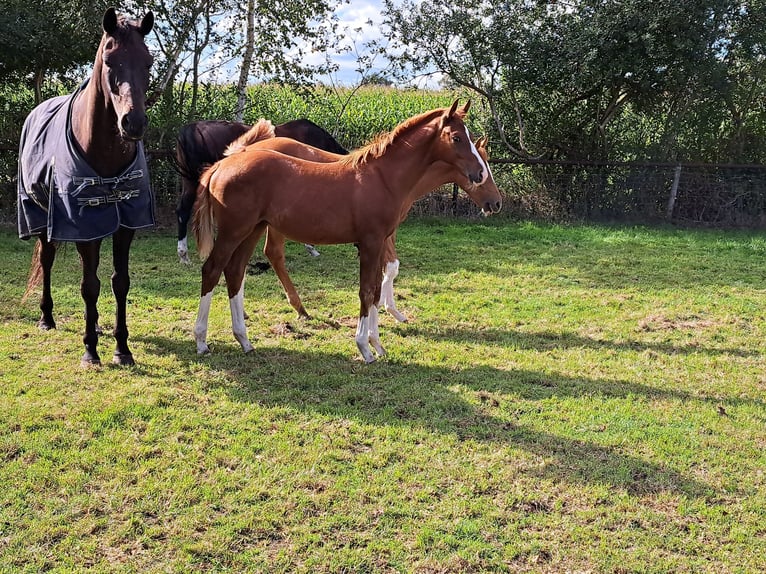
(0, 0, 110, 101)
(122, 0, 344, 122)
(383, 0, 766, 163)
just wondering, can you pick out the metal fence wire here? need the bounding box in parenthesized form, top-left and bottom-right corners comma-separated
(2, 149, 766, 228)
(492, 160, 766, 227)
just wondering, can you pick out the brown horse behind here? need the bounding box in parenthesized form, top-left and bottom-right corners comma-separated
(193, 100, 493, 362)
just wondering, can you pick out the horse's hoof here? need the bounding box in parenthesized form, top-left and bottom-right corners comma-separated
(297, 310, 312, 320)
(80, 356, 102, 369)
(112, 352, 135, 366)
(37, 319, 56, 331)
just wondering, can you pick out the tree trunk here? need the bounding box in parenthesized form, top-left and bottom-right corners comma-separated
(34, 69, 44, 105)
(235, 0, 256, 122)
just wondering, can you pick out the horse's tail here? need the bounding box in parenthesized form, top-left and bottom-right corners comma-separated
(193, 164, 217, 260)
(170, 124, 201, 182)
(224, 118, 275, 156)
(22, 239, 56, 303)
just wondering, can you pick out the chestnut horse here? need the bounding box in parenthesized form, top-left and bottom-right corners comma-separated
(174, 118, 348, 263)
(17, 8, 154, 367)
(193, 100, 493, 362)
(219, 121, 502, 322)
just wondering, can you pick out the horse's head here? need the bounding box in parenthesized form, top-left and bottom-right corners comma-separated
(463, 136, 503, 215)
(434, 100, 488, 187)
(98, 7, 154, 141)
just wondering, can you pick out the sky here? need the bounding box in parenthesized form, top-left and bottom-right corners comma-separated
(314, 0, 442, 89)
(327, 0, 387, 85)
(199, 0, 440, 89)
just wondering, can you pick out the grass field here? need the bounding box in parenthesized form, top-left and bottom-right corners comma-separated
(1, 219, 765, 573)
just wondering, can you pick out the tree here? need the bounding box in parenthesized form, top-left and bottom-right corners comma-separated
(124, 0, 345, 122)
(382, 0, 764, 163)
(0, 0, 110, 102)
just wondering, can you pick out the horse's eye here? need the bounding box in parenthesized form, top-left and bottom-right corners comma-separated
(452, 135, 461, 143)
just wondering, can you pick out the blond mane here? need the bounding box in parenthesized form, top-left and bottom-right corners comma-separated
(224, 119, 276, 156)
(338, 106, 461, 169)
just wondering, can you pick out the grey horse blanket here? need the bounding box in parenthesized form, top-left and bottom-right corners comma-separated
(17, 81, 155, 241)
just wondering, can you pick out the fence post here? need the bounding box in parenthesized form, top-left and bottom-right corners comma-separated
(451, 183, 458, 216)
(666, 164, 682, 221)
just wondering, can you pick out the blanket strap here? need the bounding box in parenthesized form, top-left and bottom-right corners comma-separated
(76, 189, 142, 215)
(71, 169, 145, 196)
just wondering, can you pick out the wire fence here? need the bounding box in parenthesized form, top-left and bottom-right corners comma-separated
(2, 147, 766, 229)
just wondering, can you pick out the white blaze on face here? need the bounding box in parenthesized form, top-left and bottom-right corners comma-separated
(464, 125, 488, 185)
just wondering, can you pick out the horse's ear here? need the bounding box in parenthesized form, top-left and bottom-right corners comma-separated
(440, 99, 460, 129)
(477, 135, 488, 149)
(139, 12, 154, 36)
(103, 7, 118, 35)
(461, 100, 472, 115)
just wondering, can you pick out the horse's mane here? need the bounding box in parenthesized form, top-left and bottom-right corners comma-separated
(224, 119, 276, 156)
(339, 106, 459, 169)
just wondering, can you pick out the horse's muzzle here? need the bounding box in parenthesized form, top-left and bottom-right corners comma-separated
(482, 199, 503, 215)
(120, 111, 148, 141)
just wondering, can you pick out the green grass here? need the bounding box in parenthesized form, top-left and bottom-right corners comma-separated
(1, 220, 765, 573)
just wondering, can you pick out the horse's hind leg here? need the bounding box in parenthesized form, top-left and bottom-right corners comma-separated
(222, 224, 268, 353)
(37, 237, 57, 330)
(264, 228, 310, 319)
(194, 224, 264, 354)
(76, 239, 103, 367)
(111, 227, 135, 366)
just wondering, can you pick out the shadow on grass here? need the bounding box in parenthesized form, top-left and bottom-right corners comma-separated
(395, 323, 759, 358)
(139, 332, 720, 500)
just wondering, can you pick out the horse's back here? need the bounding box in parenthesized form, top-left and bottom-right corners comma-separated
(275, 119, 348, 155)
(246, 137, 341, 163)
(177, 120, 250, 179)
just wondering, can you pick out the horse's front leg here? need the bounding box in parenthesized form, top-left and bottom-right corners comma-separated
(36, 237, 58, 330)
(76, 239, 103, 367)
(378, 232, 407, 323)
(356, 241, 386, 363)
(176, 177, 195, 264)
(111, 227, 135, 366)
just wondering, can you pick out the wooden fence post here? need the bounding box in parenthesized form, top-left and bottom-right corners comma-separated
(666, 164, 682, 221)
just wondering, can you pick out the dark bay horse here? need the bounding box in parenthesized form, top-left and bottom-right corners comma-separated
(193, 100, 491, 362)
(174, 118, 348, 263)
(218, 123, 502, 322)
(18, 8, 154, 367)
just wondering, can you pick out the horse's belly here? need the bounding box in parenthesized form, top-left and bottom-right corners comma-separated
(268, 205, 359, 245)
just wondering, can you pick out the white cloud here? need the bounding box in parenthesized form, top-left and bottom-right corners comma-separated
(193, 0, 443, 89)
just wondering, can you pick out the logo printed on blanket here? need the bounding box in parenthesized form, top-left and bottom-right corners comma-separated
(18, 80, 155, 242)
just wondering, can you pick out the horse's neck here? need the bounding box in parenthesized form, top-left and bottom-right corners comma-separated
(71, 74, 136, 177)
(372, 129, 442, 201)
